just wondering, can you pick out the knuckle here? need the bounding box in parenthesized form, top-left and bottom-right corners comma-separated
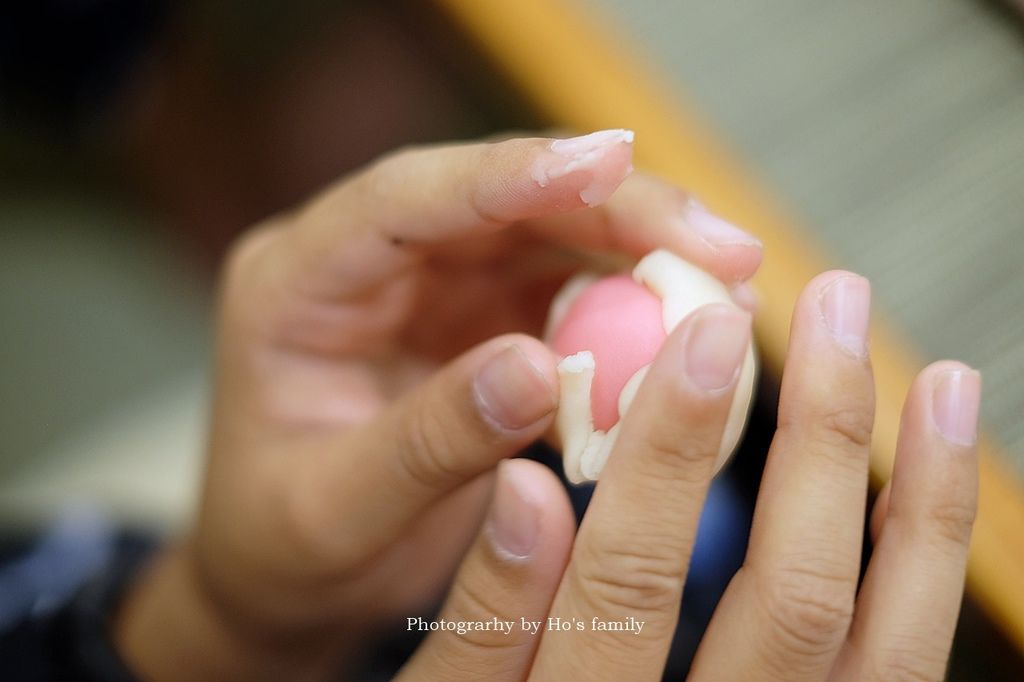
(922, 497, 977, 547)
(757, 562, 855, 657)
(779, 404, 874, 460)
(396, 394, 462, 490)
(625, 391, 722, 483)
(574, 543, 683, 618)
(816, 405, 875, 451)
(446, 581, 527, 653)
(637, 429, 716, 485)
(871, 637, 948, 682)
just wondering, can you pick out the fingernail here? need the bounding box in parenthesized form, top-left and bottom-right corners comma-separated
(474, 345, 557, 431)
(533, 129, 634, 201)
(549, 128, 634, 158)
(932, 368, 981, 445)
(685, 305, 751, 391)
(730, 282, 759, 312)
(685, 199, 762, 248)
(820, 275, 871, 357)
(487, 462, 540, 560)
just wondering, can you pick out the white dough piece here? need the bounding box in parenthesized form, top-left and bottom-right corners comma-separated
(552, 249, 757, 484)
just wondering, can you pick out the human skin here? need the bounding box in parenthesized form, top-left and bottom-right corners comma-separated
(115, 132, 979, 681)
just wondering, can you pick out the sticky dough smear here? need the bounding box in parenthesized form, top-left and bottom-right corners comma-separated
(549, 275, 666, 431)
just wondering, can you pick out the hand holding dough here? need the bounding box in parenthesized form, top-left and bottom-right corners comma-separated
(546, 249, 757, 484)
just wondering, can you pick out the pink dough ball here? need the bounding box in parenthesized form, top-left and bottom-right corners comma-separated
(550, 274, 666, 431)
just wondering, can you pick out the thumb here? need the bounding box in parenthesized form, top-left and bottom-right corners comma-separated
(397, 459, 575, 681)
(286, 334, 560, 565)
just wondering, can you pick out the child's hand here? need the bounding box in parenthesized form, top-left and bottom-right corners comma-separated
(400, 274, 978, 682)
(115, 131, 764, 679)
(117, 131, 977, 681)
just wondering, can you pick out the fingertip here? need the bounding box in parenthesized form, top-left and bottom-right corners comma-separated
(482, 460, 575, 589)
(887, 359, 980, 525)
(678, 241, 762, 286)
(924, 360, 981, 447)
(730, 281, 759, 312)
(495, 458, 576, 550)
(398, 458, 573, 682)
(789, 269, 871, 360)
(720, 243, 764, 283)
(680, 303, 753, 394)
(473, 337, 559, 433)
(921, 359, 975, 377)
(902, 360, 980, 441)
(804, 269, 862, 296)
(528, 129, 635, 208)
(488, 460, 544, 560)
(489, 333, 561, 400)
(660, 199, 762, 284)
(683, 201, 762, 248)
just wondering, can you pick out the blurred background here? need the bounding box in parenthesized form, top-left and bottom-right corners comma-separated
(1, 0, 1022, 678)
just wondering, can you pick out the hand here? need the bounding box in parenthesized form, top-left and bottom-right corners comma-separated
(398, 274, 980, 681)
(114, 131, 764, 680)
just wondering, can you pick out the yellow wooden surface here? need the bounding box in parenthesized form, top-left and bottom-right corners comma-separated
(437, 0, 1024, 652)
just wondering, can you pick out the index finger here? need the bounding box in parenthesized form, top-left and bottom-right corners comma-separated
(286, 129, 636, 300)
(532, 304, 752, 678)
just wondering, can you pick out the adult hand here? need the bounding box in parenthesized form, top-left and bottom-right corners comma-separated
(114, 130, 764, 680)
(400, 272, 980, 681)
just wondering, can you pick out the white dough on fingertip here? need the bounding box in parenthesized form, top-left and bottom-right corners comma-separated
(551, 249, 758, 484)
(531, 129, 636, 206)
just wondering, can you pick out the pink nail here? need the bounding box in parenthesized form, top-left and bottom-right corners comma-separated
(820, 275, 871, 357)
(932, 368, 981, 445)
(487, 462, 540, 559)
(685, 200, 762, 248)
(684, 305, 751, 391)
